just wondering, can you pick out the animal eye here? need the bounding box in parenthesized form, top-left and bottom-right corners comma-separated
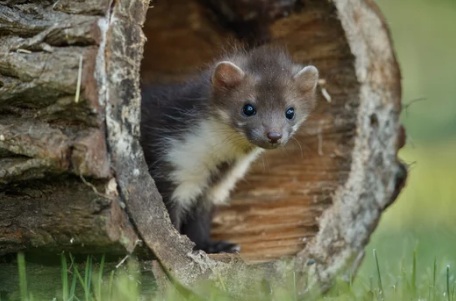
(285, 107, 295, 120)
(242, 104, 256, 117)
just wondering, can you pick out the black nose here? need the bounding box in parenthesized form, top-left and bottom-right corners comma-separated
(267, 132, 282, 143)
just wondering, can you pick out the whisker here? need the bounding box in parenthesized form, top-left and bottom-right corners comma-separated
(261, 155, 266, 172)
(291, 136, 304, 159)
(280, 144, 290, 157)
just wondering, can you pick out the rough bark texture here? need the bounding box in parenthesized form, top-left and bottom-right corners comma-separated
(0, 0, 406, 297)
(0, 0, 139, 255)
(0, 176, 137, 255)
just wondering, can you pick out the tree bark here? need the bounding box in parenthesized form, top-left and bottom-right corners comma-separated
(0, 0, 139, 256)
(0, 0, 406, 297)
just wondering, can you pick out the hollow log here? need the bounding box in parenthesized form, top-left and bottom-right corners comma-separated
(0, 0, 406, 297)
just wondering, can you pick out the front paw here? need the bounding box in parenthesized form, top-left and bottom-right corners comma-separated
(202, 240, 241, 254)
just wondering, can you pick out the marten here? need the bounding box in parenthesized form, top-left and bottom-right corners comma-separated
(140, 45, 318, 253)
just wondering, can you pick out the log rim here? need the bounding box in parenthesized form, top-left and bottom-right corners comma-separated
(294, 0, 404, 292)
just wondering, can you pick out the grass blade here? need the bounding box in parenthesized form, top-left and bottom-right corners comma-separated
(108, 270, 115, 301)
(69, 266, 78, 301)
(17, 252, 28, 301)
(84, 256, 93, 301)
(70, 254, 86, 300)
(62, 253, 69, 301)
(447, 265, 451, 301)
(433, 257, 437, 301)
(373, 249, 384, 300)
(412, 248, 417, 297)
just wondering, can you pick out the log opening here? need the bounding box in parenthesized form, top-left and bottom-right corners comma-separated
(141, 0, 359, 263)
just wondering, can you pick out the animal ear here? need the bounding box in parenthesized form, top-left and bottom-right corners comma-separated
(212, 61, 245, 89)
(294, 65, 319, 92)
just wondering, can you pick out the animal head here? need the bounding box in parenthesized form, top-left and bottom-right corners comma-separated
(210, 46, 318, 149)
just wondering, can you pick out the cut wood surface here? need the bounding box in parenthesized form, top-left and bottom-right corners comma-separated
(0, 0, 406, 297)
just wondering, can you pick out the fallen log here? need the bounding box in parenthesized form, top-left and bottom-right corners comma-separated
(0, 0, 406, 297)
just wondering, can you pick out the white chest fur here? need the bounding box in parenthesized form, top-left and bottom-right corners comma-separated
(164, 118, 263, 208)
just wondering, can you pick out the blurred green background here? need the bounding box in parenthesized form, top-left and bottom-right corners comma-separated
(357, 0, 456, 291)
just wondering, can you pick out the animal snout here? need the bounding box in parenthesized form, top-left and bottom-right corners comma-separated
(267, 131, 282, 143)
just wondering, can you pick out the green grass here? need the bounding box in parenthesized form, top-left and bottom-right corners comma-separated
(352, 140, 456, 301)
(13, 253, 145, 301)
(11, 249, 456, 301)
